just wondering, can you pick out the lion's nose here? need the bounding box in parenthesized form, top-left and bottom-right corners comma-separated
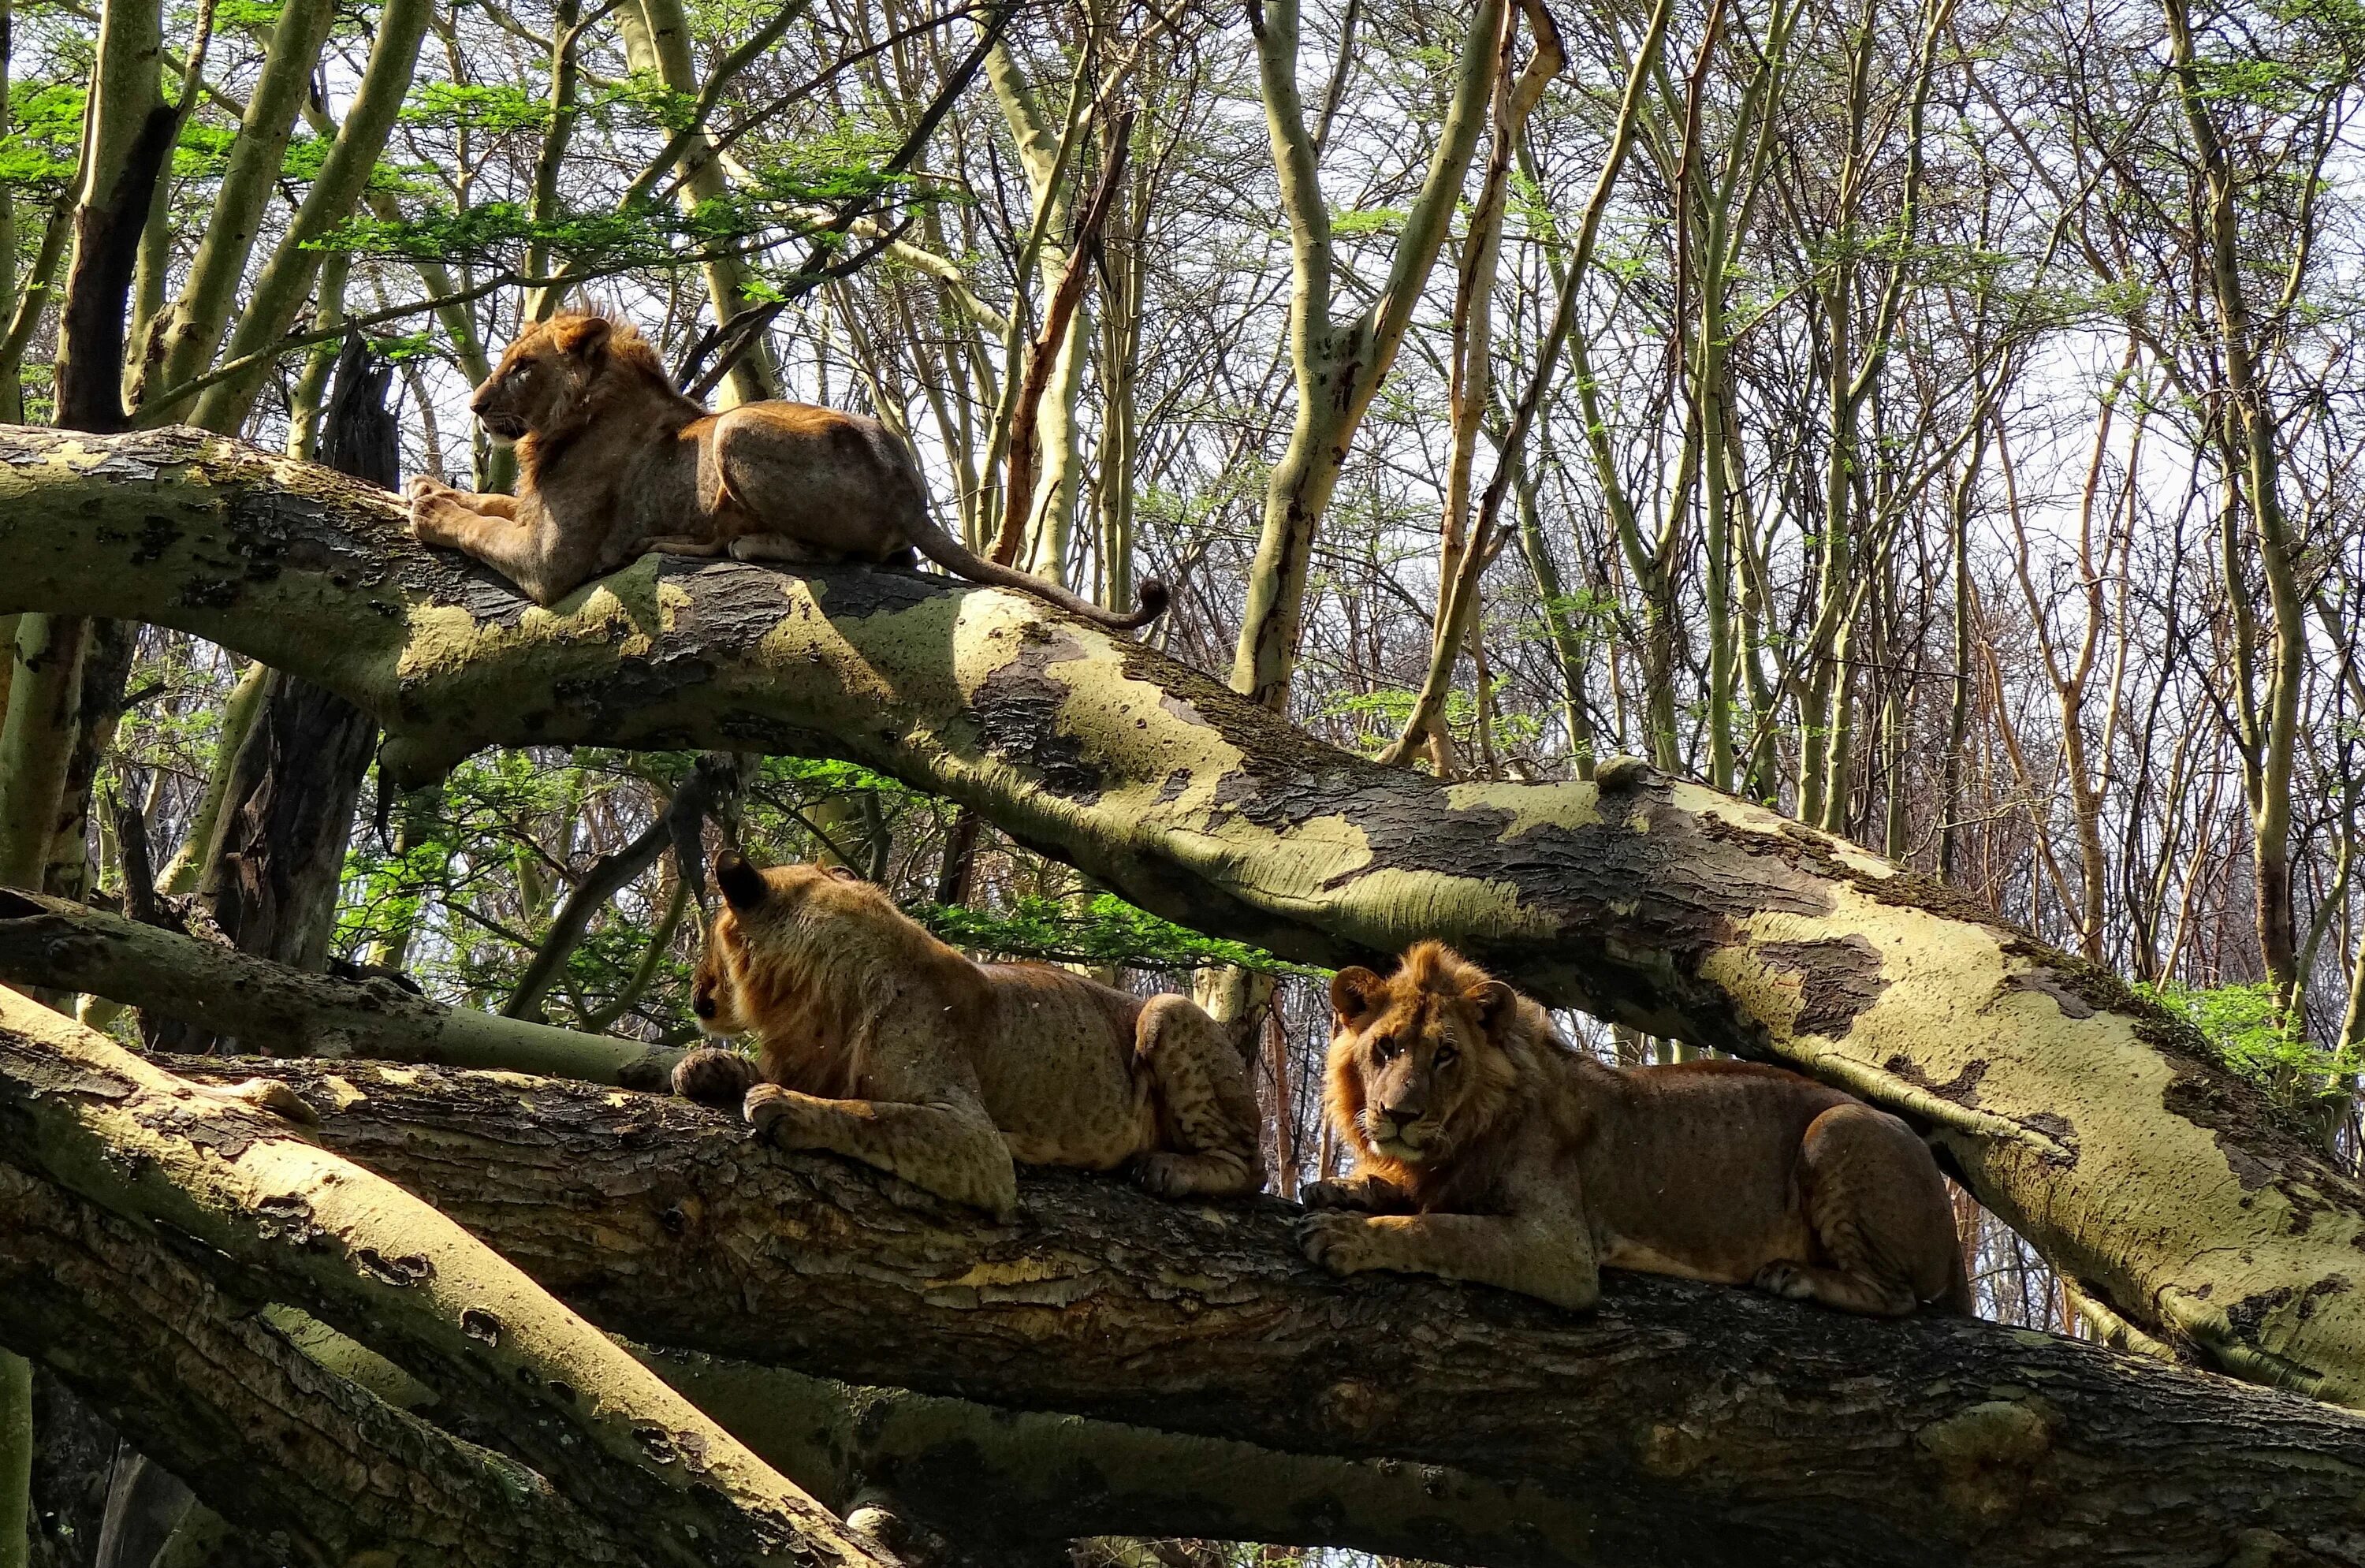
(1381, 1104, 1422, 1130)
(691, 993, 716, 1019)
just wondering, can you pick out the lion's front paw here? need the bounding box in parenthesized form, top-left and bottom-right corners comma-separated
(1133, 1152, 1196, 1199)
(672, 1046, 757, 1108)
(743, 1082, 814, 1145)
(1296, 1211, 1386, 1277)
(1752, 1261, 1814, 1300)
(404, 474, 447, 502)
(1302, 1177, 1395, 1212)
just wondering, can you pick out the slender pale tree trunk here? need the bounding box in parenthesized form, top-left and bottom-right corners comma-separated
(1380, 2, 1566, 769)
(128, 0, 334, 419)
(1800, 0, 1946, 834)
(1229, 0, 1505, 711)
(181, 0, 430, 434)
(2163, 0, 2307, 1010)
(615, 0, 786, 405)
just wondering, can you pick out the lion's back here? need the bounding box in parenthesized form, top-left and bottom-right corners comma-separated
(706, 400, 929, 555)
(970, 963, 1155, 1167)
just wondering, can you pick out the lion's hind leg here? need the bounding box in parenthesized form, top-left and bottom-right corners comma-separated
(1753, 1102, 1954, 1317)
(1132, 994, 1264, 1199)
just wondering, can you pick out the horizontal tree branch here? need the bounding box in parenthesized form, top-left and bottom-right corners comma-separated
(0, 990, 895, 1567)
(0, 424, 2356, 1407)
(0, 888, 683, 1086)
(171, 1053, 2365, 1568)
(640, 1350, 1592, 1566)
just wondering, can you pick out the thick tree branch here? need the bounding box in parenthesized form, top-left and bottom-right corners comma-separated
(0, 888, 683, 1086)
(0, 1160, 653, 1567)
(0, 990, 896, 1567)
(0, 424, 2356, 1408)
(139, 1052, 2365, 1568)
(639, 1350, 1589, 1566)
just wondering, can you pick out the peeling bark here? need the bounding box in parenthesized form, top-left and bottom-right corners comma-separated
(0, 426, 2357, 1409)
(129, 1053, 2365, 1568)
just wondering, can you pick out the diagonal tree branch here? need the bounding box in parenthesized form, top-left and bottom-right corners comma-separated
(0, 988, 897, 1567)
(0, 423, 2356, 1409)
(0, 888, 683, 1086)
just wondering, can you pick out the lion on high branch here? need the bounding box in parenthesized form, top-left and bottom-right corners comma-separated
(406, 313, 1168, 631)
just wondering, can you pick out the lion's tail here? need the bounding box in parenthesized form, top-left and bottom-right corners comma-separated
(886, 439, 1167, 631)
(905, 515, 1168, 631)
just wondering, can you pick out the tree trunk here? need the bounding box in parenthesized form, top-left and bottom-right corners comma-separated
(0, 426, 2360, 1409)
(80, 1050, 2365, 1568)
(197, 340, 391, 982)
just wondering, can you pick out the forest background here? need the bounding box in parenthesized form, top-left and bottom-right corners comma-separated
(1, 0, 2363, 1559)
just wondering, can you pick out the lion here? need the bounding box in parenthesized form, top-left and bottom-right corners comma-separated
(404, 312, 1168, 631)
(666, 851, 1264, 1219)
(1296, 942, 1970, 1317)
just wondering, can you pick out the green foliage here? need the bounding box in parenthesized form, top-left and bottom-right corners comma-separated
(401, 82, 553, 136)
(609, 70, 702, 135)
(1521, 585, 1620, 639)
(213, 0, 289, 27)
(2138, 980, 2362, 1112)
(912, 894, 1328, 980)
(0, 81, 88, 193)
(322, 151, 922, 277)
(1331, 206, 1409, 238)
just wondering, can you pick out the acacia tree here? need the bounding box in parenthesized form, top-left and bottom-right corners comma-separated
(0, 430, 2363, 1562)
(6, 0, 2365, 1561)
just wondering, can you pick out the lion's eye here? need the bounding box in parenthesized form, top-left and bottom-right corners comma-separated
(1433, 1045, 1458, 1068)
(1372, 1036, 1400, 1063)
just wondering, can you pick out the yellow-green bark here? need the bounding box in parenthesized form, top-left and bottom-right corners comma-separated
(0, 984, 893, 1566)
(0, 425, 2358, 1406)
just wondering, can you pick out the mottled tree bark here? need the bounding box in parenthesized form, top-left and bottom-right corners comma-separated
(0, 425, 2356, 1411)
(120, 1053, 2365, 1568)
(196, 338, 393, 986)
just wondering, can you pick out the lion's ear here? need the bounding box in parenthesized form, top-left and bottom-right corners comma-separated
(556, 314, 612, 367)
(824, 864, 864, 885)
(1469, 979, 1519, 1041)
(714, 850, 768, 911)
(1331, 966, 1386, 1030)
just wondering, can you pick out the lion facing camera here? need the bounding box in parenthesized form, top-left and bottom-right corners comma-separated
(669, 851, 1263, 1219)
(1298, 941, 1969, 1317)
